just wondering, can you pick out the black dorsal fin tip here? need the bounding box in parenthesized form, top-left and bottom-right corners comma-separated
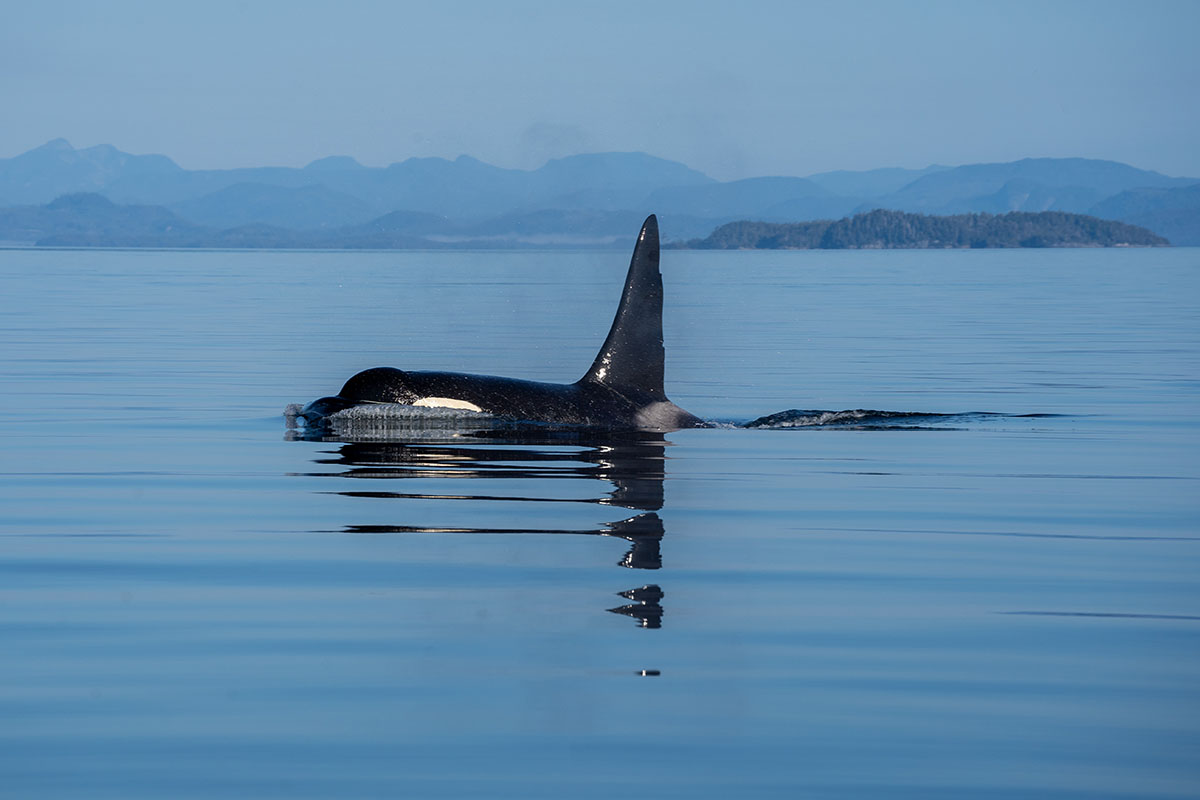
(580, 215, 667, 400)
(640, 214, 659, 254)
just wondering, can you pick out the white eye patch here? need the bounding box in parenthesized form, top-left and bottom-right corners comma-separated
(412, 397, 484, 413)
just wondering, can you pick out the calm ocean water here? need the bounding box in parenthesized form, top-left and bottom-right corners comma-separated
(1, 244, 1198, 798)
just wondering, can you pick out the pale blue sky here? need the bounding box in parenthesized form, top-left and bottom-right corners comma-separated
(3, 0, 1197, 179)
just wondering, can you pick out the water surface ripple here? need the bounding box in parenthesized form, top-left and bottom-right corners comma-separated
(1, 246, 1198, 799)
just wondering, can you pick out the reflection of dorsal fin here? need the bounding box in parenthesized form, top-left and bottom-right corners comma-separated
(579, 215, 666, 399)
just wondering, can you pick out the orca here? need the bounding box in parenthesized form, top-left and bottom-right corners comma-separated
(300, 215, 703, 431)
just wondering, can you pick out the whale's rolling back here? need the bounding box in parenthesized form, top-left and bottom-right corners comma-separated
(300, 215, 703, 431)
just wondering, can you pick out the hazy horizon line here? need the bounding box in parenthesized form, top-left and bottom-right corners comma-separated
(9, 137, 1198, 182)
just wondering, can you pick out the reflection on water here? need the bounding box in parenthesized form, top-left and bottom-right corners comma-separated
(302, 430, 666, 511)
(608, 584, 665, 628)
(296, 429, 671, 624)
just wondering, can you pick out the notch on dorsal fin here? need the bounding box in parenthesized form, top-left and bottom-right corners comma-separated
(579, 215, 666, 400)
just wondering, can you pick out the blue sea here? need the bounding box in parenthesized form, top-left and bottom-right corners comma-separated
(1, 244, 1198, 798)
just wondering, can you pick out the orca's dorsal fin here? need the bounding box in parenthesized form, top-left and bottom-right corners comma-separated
(580, 215, 666, 400)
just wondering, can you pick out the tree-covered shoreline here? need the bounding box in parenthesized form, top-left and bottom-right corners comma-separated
(674, 209, 1168, 249)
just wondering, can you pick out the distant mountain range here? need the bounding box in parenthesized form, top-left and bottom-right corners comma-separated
(0, 139, 1197, 246)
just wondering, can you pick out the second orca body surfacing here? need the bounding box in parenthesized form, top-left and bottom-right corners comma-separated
(301, 215, 703, 431)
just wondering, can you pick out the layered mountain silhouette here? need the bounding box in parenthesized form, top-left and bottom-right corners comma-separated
(1, 139, 1196, 246)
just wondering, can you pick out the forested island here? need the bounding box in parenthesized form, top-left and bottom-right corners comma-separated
(674, 209, 1168, 249)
